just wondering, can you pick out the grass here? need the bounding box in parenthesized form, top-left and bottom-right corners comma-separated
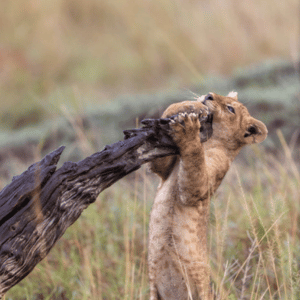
(211, 140, 300, 299)
(0, 0, 299, 128)
(4, 127, 300, 300)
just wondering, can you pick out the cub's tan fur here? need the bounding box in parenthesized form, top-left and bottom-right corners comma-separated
(148, 92, 267, 300)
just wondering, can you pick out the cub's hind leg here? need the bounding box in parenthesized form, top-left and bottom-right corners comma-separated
(149, 281, 160, 300)
(185, 260, 212, 300)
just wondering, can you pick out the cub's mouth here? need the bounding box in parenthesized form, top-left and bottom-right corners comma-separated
(168, 107, 214, 143)
(166, 102, 214, 143)
(199, 111, 213, 143)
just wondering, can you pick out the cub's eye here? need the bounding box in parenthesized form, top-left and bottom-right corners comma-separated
(227, 105, 235, 114)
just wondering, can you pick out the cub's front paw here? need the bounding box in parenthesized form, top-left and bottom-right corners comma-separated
(169, 112, 201, 150)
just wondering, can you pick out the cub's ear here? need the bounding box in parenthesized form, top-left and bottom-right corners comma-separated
(244, 118, 268, 144)
(227, 91, 238, 100)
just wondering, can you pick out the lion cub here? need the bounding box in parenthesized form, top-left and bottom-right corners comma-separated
(148, 92, 267, 299)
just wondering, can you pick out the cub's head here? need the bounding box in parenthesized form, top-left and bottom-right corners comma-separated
(198, 92, 267, 150)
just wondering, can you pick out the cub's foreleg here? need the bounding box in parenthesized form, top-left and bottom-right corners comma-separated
(169, 112, 209, 205)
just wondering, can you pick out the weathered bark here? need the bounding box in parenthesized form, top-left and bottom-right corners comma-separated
(0, 114, 212, 297)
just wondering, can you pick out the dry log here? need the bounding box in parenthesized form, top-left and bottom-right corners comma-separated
(0, 113, 212, 297)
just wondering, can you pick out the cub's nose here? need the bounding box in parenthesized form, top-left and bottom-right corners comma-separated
(205, 94, 214, 101)
(203, 93, 214, 105)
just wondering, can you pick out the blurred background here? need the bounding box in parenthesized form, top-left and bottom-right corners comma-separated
(2, 0, 300, 299)
(0, 0, 299, 129)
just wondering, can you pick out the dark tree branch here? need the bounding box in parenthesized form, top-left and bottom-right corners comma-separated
(0, 114, 212, 297)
